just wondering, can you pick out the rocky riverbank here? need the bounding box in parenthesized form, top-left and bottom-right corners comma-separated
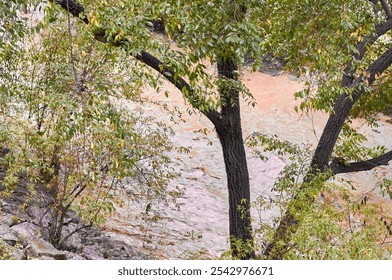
(0, 167, 148, 260)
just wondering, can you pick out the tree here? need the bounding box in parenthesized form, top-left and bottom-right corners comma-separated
(50, 0, 271, 259)
(262, 0, 392, 259)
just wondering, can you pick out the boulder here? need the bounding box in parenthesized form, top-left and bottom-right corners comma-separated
(10, 222, 40, 240)
(0, 212, 16, 227)
(23, 238, 67, 260)
(0, 224, 19, 246)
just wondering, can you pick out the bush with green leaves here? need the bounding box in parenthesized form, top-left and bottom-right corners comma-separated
(0, 12, 177, 248)
(248, 133, 392, 259)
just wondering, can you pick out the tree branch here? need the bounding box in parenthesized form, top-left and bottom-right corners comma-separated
(331, 150, 392, 174)
(358, 18, 392, 61)
(349, 45, 392, 103)
(52, 0, 88, 24)
(369, 0, 379, 15)
(320, 45, 392, 171)
(366, 45, 392, 85)
(380, 0, 392, 19)
(50, 0, 222, 123)
(342, 18, 392, 86)
(264, 3, 392, 260)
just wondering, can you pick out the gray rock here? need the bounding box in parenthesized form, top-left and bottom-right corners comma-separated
(24, 238, 67, 260)
(259, 55, 286, 76)
(10, 246, 23, 260)
(0, 212, 16, 227)
(74, 230, 146, 260)
(0, 234, 23, 260)
(64, 251, 86, 260)
(10, 222, 40, 241)
(0, 224, 19, 245)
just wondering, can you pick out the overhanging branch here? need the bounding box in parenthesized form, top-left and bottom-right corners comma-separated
(331, 150, 392, 174)
(50, 0, 221, 123)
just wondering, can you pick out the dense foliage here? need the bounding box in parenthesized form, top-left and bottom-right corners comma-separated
(1, 1, 178, 248)
(1, 0, 391, 259)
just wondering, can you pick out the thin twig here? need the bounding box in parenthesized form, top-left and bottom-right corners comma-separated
(310, 110, 319, 142)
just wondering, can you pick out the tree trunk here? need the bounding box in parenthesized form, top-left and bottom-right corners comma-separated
(310, 94, 355, 171)
(213, 58, 255, 259)
(215, 112, 255, 259)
